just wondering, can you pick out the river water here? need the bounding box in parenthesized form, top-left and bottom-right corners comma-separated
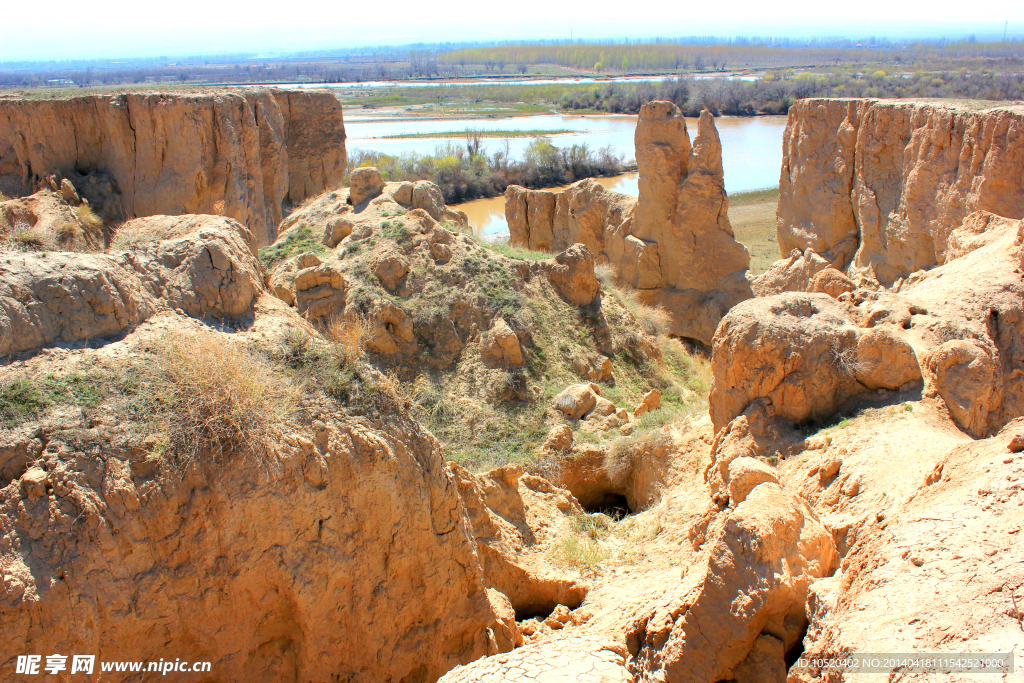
(346, 113, 786, 235)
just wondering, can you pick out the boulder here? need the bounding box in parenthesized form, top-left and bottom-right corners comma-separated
(348, 167, 384, 207)
(541, 425, 574, 453)
(854, 326, 921, 390)
(481, 317, 524, 368)
(634, 388, 662, 418)
(924, 339, 1001, 437)
(553, 383, 601, 420)
(412, 180, 445, 221)
(752, 248, 831, 297)
(543, 243, 601, 307)
(374, 250, 410, 291)
(809, 266, 855, 298)
(572, 354, 613, 382)
(709, 294, 861, 432)
(629, 483, 838, 683)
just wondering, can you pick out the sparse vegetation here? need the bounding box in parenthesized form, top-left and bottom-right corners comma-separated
(74, 203, 103, 231)
(258, 223, 329, 269)
(550, 535, 609, 574)
(3, 220, 53, 252)
(138, 331, 298, 472)
(0, 371, 107, 426)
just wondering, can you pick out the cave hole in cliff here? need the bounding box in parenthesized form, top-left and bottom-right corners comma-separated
(513, 592, 587, 622)
(581, 492, 632, 520)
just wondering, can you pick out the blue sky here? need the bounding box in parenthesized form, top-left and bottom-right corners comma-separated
(3, 0, 1023, 62)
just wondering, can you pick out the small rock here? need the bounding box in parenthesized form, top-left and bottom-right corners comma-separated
(542, 425, 573, 452)
(430, 242, 452, 264)
(552, 383, 600, 420)
(60, 178, 81, 205)
(543, 605, 572, 629)
(1009, 434, 1024, 453)
(20, 467, 48, 500)
(819, 455, 842, 482)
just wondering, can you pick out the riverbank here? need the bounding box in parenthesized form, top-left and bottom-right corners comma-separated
(728, 187, 780, 274)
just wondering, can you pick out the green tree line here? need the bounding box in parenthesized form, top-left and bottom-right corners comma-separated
(347, 137, 626, 203)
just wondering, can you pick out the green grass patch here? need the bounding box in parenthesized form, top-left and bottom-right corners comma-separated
(0, 372, 107, 426)
(258, 223, 329, 269)
(479, 241, 550, 260)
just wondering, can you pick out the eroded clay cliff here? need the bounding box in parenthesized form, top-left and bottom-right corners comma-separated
(0, 214, 515, 682)
(777, 98, 1024, 284)
(0, 89, 347, 247)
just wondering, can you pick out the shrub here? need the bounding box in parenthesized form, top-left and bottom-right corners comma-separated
(550, 535, 608, 574)
(321, 314, 368, 367)
(604, 429, 661, 488)
(110, 221, 152, 250)
(143, 331, 297, 472)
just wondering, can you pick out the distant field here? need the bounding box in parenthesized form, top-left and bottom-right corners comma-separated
(728, 186, 779, 274)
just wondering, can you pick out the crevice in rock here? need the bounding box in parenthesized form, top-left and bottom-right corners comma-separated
(784, 626, 808, 669)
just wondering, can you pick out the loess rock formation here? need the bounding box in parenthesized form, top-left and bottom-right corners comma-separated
(505, 103, 752, 345)
(777, 98, 1024, 284)
(0, 89, 347, 247)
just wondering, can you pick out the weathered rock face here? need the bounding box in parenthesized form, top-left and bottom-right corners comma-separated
(778, 98, 1024, 283)
(505, 103, 751, 344)
(505, 180, 634, 257)
(0, 215, 263, 356)
(0, 361, 502, 683)
(449, 464, 587, 619)
(628, 483, 838, 683)
(0, 89, 346, 247)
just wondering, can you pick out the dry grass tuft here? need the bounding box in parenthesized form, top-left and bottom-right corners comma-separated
(321, 313, 368, 366)
(74, 203, 103, 230)
(605, 282, 672, 336)
(594, 262, 617, 287)
(145, 330, 298, 473)
(54, 220, 84, 247)
(110, 222, 153, 250)
(604, 429, 662, 488)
